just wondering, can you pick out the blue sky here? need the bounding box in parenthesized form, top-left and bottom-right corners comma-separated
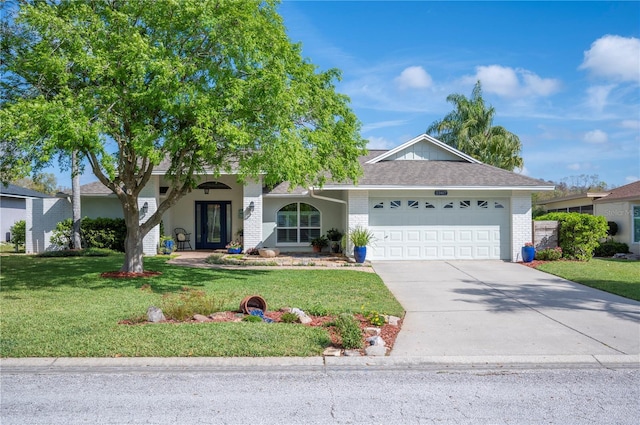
(54, 1, 639, 189)
(276, 0, 640, 188)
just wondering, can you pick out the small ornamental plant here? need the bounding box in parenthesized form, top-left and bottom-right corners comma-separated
(524, 242, 534, 247)
(225, 241, 242, 249)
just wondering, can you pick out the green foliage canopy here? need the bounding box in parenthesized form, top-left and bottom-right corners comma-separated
(427, 81, 524, 171)
(1, 0, 366, 271)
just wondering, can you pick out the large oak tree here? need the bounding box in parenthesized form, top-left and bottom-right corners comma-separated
(427, 81, 524, 171)
(0, 0, 366, 272)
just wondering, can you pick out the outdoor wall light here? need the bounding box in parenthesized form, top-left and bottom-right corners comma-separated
(142, 202, 148, 214)
(249, 201, 255, 212)
(204, 188, 210, 194)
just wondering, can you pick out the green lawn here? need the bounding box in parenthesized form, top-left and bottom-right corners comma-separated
(0, 254, 403, 358)
(536, 259, 640, 301)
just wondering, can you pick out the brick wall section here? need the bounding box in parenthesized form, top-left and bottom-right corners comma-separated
(138, 179, 159, 256)
(243, 178, 263, 249)
(346, 190, 369, 254)
(26, 197, 72, 253)
(511, 194, 533, 262)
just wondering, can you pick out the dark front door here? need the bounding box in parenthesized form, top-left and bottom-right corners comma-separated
(195, 201, 232, 249)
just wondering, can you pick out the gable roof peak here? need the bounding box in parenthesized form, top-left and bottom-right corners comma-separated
(365, 133, 481, 164)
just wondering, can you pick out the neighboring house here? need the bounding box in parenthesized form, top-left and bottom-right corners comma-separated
(536, 192, 609, 215)
(593, 180, 640, 255)
(0, 183, 52, 243)
(26, 134, 555, 261)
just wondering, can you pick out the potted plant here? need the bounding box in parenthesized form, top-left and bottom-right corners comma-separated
(326, 228, 343, 253)
(348, 226, 375, 263)
(310, 235, 329, 253)
(159, 235, 175, 255)
(522, 242, 535, 263)
(226, 240, 243, 254)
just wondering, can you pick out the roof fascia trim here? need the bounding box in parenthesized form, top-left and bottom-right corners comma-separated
(313, 185, 556, 191)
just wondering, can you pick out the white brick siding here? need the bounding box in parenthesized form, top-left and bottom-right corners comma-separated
(346, 190, 369, 254)
(26, 197, 72, 253)
(243, 178, 263, 249)
(511, 194, 533, 262)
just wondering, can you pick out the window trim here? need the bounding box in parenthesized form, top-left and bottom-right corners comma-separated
(276, 202, 321, 246)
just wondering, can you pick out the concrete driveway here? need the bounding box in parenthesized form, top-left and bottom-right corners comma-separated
(373, 261, 640, 360)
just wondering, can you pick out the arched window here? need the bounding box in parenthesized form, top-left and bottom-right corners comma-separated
(276, 203, 321, 244)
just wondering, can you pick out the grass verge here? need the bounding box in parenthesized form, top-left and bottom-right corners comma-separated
(0, 255, 403, 357)
(535, 258, 640, 301)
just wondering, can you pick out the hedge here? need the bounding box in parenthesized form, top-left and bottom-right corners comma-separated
(535, 212, 608, 261)
(50, 217, 126, 252)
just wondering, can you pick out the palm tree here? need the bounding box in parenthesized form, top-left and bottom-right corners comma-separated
(427, 81, 524, 171)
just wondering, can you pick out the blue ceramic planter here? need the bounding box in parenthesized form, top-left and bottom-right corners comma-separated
(227, 248, 242, 254)
(522, 246, 536, 263)
(354, 246, 367, 263)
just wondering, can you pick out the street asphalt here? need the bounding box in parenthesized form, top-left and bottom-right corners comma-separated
(1, 260, 638, 371)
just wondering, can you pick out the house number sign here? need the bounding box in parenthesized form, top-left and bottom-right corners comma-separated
(434, 190, 448, 196)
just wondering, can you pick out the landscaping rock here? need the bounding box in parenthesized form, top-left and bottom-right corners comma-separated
(366, 335, 385, 346)
(193, 314, 210, 322)
(344, 349, 363, 357)
(365, 345, 387, 356)
(291, 307, 312, 324)
(147, 306, 165, 323)
(364, 327, 381, 336)
(387, 316, 401, 326)
(209, 312, 229, 321)
(323, 347, 342, 357)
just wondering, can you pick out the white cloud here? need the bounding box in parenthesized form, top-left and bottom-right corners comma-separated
(394, 66, 433, 90)
(366, 136, 396, 150)
(567, 163, 581, 171)
(583, 129, 608, 144)
(362, 120, 408, 133)
(463, 65, 561, 98)
(585, 85, 615, 112)
(625, 176, 640, 184)
(620, 120, 640, 130)
(579, 35, 640, 83)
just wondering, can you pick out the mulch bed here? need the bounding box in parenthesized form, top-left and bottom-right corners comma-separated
(119, 310, 403, 354)
(520, 260, 548, 268)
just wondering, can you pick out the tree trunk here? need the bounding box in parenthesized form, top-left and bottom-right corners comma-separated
(121, 210, 145, 273)
(71, 151, 82, 250)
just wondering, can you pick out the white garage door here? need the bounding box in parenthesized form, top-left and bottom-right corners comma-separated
(368, 198, 510, 260)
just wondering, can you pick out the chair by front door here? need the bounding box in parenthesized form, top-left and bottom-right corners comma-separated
(195, 201, 232, 250)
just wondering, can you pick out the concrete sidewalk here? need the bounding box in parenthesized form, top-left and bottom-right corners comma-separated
(373, 261, 640, 362)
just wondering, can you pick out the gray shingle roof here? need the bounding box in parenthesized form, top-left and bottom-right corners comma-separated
(0, 183, 52, 198)
(594, 180, 640, 203)
(353, 160, 550, 187)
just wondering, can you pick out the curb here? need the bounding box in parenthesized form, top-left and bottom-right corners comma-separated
(2, 354, 638, 371)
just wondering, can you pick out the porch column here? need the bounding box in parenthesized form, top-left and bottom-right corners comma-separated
(140, 178, 159, 256)
(511, 193, 533, 262)
(346, 190, 369, 255)
(243, 178, 263, 250)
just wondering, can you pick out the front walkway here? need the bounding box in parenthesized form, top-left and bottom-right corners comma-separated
(374, 261, 640, 360)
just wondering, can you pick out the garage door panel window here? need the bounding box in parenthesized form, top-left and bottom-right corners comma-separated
(276, 203, 321, 244)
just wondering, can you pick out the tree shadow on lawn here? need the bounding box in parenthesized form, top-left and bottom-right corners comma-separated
(451, 277, 640, 323)
(0, 255, 270, 293)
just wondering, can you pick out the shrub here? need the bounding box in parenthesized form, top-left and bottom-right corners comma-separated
(280, 312, 300, 323)
(50, 217, 126, 251)
(242, 315, 263, 323)
(607, 221, 618, 237)
(161, 288, 225, 321)
(330, 313, 363, 349)
(37, 248, 117, 258)
(9, 220, 25, 250)
(535, 213, 608, 261)
(535, 247, 563, 261)
(594, 241, 630, 257)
